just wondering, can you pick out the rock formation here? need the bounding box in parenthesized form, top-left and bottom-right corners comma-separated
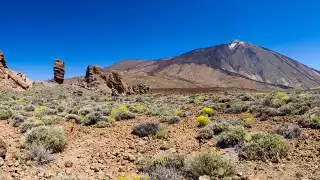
(0, 51, 7, 68)
(129, 84, 151, 94)
(80, 65, 150, 95)
(0, 51, 33, 91)
(0, 138, 7, 159)
(106, 71, 129, 94)
(54, 59, 65, 84)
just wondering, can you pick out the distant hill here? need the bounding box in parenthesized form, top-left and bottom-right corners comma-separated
(104, 40, 320, 90)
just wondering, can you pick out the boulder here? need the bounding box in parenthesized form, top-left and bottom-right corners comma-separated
(0, 138, 7, 159)
(7, 70, 33, 89)
(84, 65, 111, 93)
(54, 59, 65, 84)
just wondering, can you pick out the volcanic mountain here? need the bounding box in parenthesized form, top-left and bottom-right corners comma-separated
(105, 40, 320, 90)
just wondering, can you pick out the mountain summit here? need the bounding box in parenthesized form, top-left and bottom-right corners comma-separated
(105, 40, 320, 89)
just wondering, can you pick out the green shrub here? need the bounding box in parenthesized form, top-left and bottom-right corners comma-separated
(239, 133, 289, 162)
(92, 121, 110, 128)
(20, 121, 39, 133)
(273, 124, 301, 139)
(12, 114, 27, 127)
(184, 150, 235, 179)
(175, 110, 186, 118)
(160, 116, 181, 124)
(41, 116, 59, 125)
(65, 114, 82, 124)
(299, 107, 320, 129)
(114, 110, 135, 121)
(217, 126, 246, 148)
(196, 116, 210, 127)
(148, 166, 182, 180)
(151, 151, 186, 169)
(22, 126, 67, 153)
(201, 107, 214, 117)
(78, 107, 93, 116)
(83, 112, 102, 126)
(155, 125, 168, 139)
(0, 109, 11, 120)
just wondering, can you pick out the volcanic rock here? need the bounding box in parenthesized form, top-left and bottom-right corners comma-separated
(0, 51, 7, 68)
(54, 59, 65, 84)
(106, 71, 129, 94)
(0, 51, 33, 90)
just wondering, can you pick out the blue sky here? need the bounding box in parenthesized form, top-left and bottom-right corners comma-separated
(0, 0, 320, 80)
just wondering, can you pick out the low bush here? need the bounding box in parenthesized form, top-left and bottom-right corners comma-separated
(273, 124, 301, 139)
(83, 112, 102, 126)
(148, 166, 182, 180)
(299, 107, 320, 129)
(0, 109, 11, 120)
(114, 110, 135, 121)
(150, 151, 186, 169)
(160, 116, 181, 124)
(27, 143, 54, 165)
(175, 110, 186, 118)
(78, 107, 93, 116)
(201, 107, 214, 117)
(132, 122, 159, 137)
(196, 116, 211, 127)
(12, 114, 27, 127)
(92, 121, 110, 128)
(155, 125, 168, 139)
(239, 133, 289, 162)
(22, 126, 67, 153)
(217, 126, 246, 148)
(184, 150, 235, 179)
(20, 121, 39, 133)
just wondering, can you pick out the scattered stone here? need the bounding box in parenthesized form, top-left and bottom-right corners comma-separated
(0, 138, 7, 159)
(64, 160, 73, 168)
(199, 175, 211, 180)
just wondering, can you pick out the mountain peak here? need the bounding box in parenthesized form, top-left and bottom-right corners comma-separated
(228, 39, 244, 50)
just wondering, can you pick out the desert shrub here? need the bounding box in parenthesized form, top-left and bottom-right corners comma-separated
(117, 173, 141, 180)
(150, 151, 186, 169)
(20, 121, 39, 133)
(217, 126, 246, 148)
(22, 126, 67, 153)
(27, 143, 54, 165)
(196, 116, 211, 127)
(184, 150, 235, 179)
(53, 174, 80, 180)
(197, 127, 214, 141)
(175, 110, 186, 118)
(132, 122, 159, 137)
(65, 114, 82, 124)
(239, 94, 252, 101)
(272, 92, 290, 101)
(239, 133, 289, 162)
(292, 105, 310, 115)
(299, 107, 320, 129)
(0, 109, 11, 120)
(273, 124, 301, 139)
(41, 116, 59, 125)
(259, 113, 269, 121)
(114, 110, 135, 121)
(160, 116, 181, 124)
(24, 104, 35, 112)
(12, 114, 27, 127)
(225, 105, 243, 114)
(83, 112, 102, 126)
(277, 105, 294, 116)
(92, 121, 110, 128)
(57, 106, 65, 113)
(148, 166, 182, 180)
(201, 107, 214, 117)
(155, 125, 168, 139)
(78, 107, 94, 116)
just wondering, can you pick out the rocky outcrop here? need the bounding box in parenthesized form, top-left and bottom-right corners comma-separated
(80, 66, 149, 95)
(129, 84, 151, 94)
(106, 71, 129, 94)
(0, 51, 7, 68)
(54, 59, 65, 84)
(0, 51, 33, 91)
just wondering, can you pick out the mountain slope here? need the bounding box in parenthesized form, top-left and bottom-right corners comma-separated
(104, 40, 320, 89)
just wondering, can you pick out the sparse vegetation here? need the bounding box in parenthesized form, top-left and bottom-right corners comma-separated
(196, 116, 211, 127)
(239, 133, 289, 162)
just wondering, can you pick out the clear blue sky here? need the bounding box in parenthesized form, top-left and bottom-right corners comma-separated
(1, 0, 320, 80)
